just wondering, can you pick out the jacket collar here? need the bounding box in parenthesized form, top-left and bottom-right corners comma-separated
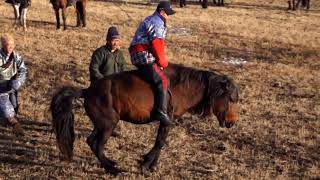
(0, 48, 12, 58)
(153, 11, 166, 24)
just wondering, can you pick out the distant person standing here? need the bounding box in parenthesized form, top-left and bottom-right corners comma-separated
(89, 26, 127, 84)
(0, 33, 27, 136)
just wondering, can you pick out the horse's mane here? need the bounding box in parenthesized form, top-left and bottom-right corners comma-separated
(167, 63, 239, 117)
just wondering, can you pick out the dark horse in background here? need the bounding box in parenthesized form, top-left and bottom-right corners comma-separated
(288, 0, 310, 10)
(202, 0, 224, 9)
(50, 0, 87, 30)
(179, 0, 224, 8)
(5, 0, 31, 31)
(50, 63, 240, 175)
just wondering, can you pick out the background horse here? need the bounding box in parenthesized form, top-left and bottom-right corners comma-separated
(288, 0, 311, 10)
(202, 0, 224, 9)
(50, 0, 87, 30)
(50, 63, 240, 175)
(6, 0, 31, 31)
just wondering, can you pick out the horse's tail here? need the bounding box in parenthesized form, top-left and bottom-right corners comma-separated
(50, 86, 85, 161)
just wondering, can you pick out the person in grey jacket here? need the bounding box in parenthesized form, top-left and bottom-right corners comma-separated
(0, 33, 27, 136)
(89, 26, 127, 84)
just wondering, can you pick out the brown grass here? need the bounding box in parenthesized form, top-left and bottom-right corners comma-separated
(0, 0, 319, 179)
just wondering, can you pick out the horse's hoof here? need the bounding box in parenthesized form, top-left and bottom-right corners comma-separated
(105, 166, 122, 176)
(149, 164, 157, 172)
(108, 159, 117, 166)
(140, 165, 149, 174)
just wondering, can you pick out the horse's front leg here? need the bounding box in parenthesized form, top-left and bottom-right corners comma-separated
(62, 8, 67, 30)
(296, 0, 301, 9)
(20, 8, 28, 31)
(76, 10, 81, 27)
(54, 8, 60, 29)
(82, 7, 86, 27)
(141, 123, 171, 173)
(13, 4, 20, 27)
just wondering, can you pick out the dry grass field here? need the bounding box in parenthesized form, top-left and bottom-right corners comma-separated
(0, 0, 319, 179)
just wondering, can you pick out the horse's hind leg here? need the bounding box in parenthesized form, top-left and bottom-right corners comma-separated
(82, 3, 87, 27)
(62, 8, 67, 30)
(85, 108, 121, 175)
(20, 8, 27, 31)
(13, 4, 20, 28)
(54, 9, 60, 29)
(141, 124, 170, 173)
(76, 1, 86, 27)
(76, 11, 81, 27)
(76, 2, 81, 27)
(296, 0, 301, 9)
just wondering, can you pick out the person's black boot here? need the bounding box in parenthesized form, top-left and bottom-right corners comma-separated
(153, 90, 173, 126)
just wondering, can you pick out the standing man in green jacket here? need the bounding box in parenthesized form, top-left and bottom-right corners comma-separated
(89, 26, 127, 137)
(89, 26, 127, 84)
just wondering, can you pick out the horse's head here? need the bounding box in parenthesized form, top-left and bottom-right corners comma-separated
(204, 75, 240, 128)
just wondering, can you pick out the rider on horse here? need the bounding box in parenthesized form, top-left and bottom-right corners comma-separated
(129, 1, 175, 126)
(0, 33, 27, 136)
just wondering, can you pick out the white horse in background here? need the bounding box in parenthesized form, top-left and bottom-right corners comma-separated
(6, 0, 31, 31)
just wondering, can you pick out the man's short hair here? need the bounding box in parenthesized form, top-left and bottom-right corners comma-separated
(1, 33, 14, 46)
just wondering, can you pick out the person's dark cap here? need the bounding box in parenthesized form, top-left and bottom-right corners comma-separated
(157, 1, 176, 15)
(106, 26, 120, 41)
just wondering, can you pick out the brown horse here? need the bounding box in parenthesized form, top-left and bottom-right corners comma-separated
(50, 0, 87, 30)
(50, 63, 240, 175)
(288, 0, 310, 10)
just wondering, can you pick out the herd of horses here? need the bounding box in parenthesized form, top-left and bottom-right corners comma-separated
(6, 0, 86, 30)
(288, 0, 311, 10)
(5, 0, 312, 31)
(181, 0, 311, 10)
